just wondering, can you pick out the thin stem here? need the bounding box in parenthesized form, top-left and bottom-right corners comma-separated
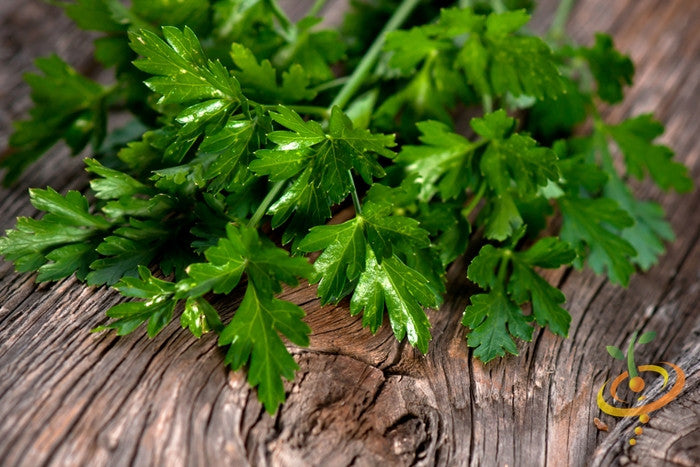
(549, 0, 576, 41)
(328, 0, 421, 217)
(266, 0, 294, 39)
(329, 0, 422, 112)
(348, 170, 362, 215)
(248, 180, 286, 229)
(312, 77, 350, 94)
(627, 331, 639, 378)
(496, 252, 511, 286)
(490, 0, 507, 13)
(262, 104, 329, 118)
(462, 183, 486, 218)
(482, 94, 493, 114)
(308, 0, 328, 17)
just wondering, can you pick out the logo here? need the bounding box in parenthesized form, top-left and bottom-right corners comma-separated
(597, 330, 685, 446)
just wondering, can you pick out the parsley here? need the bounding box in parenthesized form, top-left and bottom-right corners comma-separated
(0, 0, 692, 412)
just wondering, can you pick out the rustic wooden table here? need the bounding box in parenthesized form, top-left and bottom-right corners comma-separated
(0, 1, 698, 465)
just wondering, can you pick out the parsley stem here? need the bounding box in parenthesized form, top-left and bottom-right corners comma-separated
(549, 0, 577, 41)
(348, 170, 362, 215)
(308, 0, 328, 17)
(248, 180, 286, 229)
(626, 331, 639, 378)
(490, 0, 507, 14)
(482, 94, 493, 114)
(329, 0, 421, 112)
(266, 0, 295, 40)
(496, 253, 510, 286)
(462, 183, 486, 219)
(312, 77, 350, 94)
(263, 104, 329, 118)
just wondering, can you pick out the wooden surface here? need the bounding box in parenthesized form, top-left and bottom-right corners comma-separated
(1, 1, 698, 466)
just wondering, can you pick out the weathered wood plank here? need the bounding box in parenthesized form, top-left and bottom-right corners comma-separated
(0, 1, 698, 466)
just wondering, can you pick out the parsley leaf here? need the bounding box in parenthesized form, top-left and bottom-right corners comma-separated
(472, 110, 560, 240)
(559, 196, 636, 286)
(96, 265, 177, 337)
(1, 56, 108, 185)
(579, 33, 634, 103)
(219, 283, 310, 414)
(0, 188, 109, 278)
(230, 44, 316, 103)
(351, 250, 441, 353)
(465, 237, 575, 361)
(605, 115, 692, 192)
(252, 106, 395, 241)
(462, 290, 532, 362)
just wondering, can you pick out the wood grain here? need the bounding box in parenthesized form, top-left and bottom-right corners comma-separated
(0, 1, 698, 466)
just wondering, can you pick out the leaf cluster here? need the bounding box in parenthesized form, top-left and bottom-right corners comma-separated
(0, 0, 692, 412)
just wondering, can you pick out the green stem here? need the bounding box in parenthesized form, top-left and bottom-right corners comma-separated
(549, 0, 576, 40)
(266, 0, 295, 39)
(328, 0, 421, 217)
(262, 104, 329, 118)
(348, 170, 362, 215)
(626, 331, 639, 378)
(312, 77, 350, 94)
(496, 252, 511, 286)
(248, 180, 286, 229)
(329, 0, 422, 112)
(490, 0, 507, 13)
(308, 0, 328, 16)
(462, 183, 486, 218)
(482, 94, 494, 114)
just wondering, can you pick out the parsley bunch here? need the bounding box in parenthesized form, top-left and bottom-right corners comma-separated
(0, 0, 691, 413)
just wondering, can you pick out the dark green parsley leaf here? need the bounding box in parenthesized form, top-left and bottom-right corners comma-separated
(462, 290, 533, 362)
(0, 188, 110, 277)
(37, 243, 99, 282)
(230, 44, 316, 103)
(253, 106, 395, 241)
(129, 26, 250, 165)
(218, 283, 310, 414)
(466, 244, 502, 290)
(559, 195, 636, 286)
(606, 115, 692, 192)
(97, 265, 176, 337)
(397, 120, 477, 201)
(178, 223, 312, 298)
(362, 195, 430, 261)
(508, 238, 575, 336)
(471, 110, 560, 240)
(1, 55, 107, 185)
(455, 9, 564, 100)
(272, 16, 346, 83)
(85, 159, 150, 199)
(59, 0, 127, 33)
(579, 33, 634, 103)
(299, 185, 431, 304)
(87, 231, 160, 286)
(467, 238, 575, 339)
(606, 176, 674, 270)
(298, 217, 365, 303)
(350, 250, 441, 353)
(130, 26, 243, 106)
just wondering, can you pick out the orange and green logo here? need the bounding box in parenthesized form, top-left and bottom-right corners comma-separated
(597, 330, 685, 445)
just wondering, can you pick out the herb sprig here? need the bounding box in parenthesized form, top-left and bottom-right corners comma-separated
(0, 0, 691, 413)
